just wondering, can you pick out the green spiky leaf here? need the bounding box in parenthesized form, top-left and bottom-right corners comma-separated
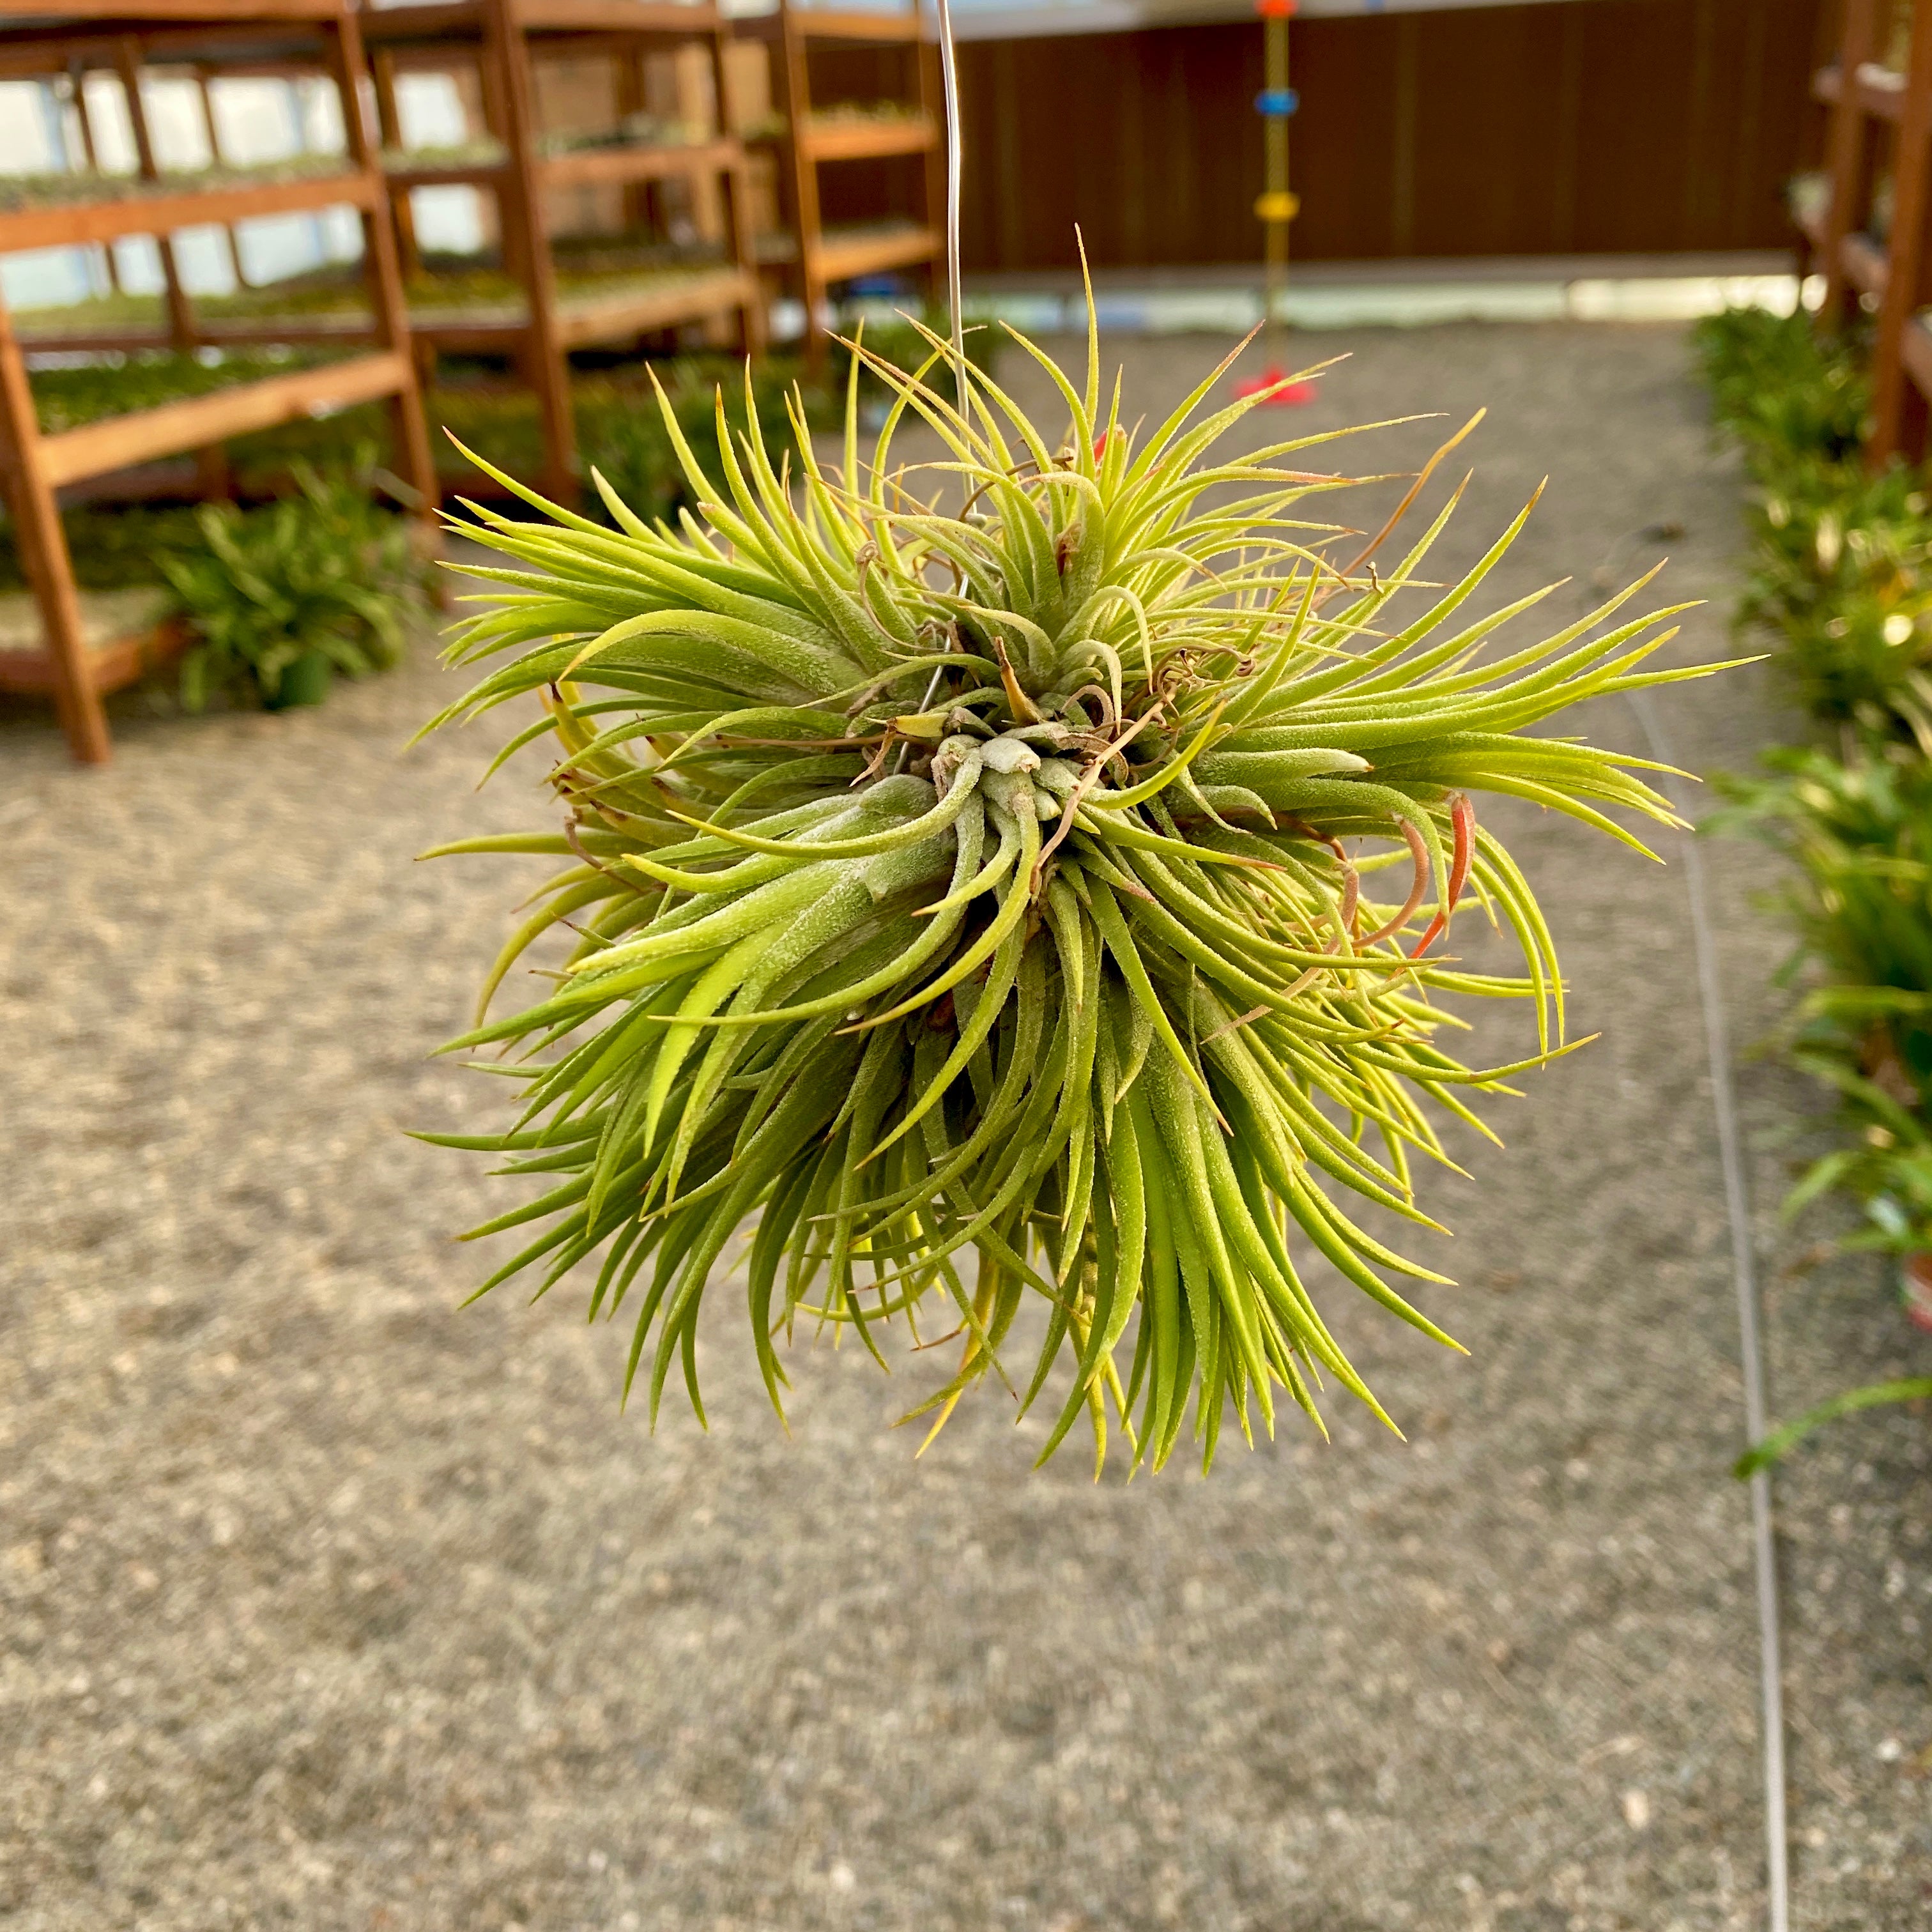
(421, 315, 1726, 1474)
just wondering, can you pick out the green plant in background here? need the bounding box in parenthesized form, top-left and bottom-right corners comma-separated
(1692, 304, 1868, 472)
(27, 346, 348, 436)
(1698, 303, 1932, 1471)
(164, 456, 424, 711)
(418, 316, 1719, 1473)
(1694, 306, 1932, 750)
(1735, 1374, 1932, 1475)
(1741, 462, 1932, 747)
(1718, 749, 1932, 1250)
(827, 304, 993, 417)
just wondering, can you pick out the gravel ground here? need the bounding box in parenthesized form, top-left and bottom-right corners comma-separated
(2, 321, 1928, 1931)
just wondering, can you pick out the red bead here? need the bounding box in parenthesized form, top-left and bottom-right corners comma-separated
(1257, 0, 1296, 15)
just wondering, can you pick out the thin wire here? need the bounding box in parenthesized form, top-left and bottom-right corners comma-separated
(911, 0, 968, 729)
(933, 0, 967, 421)
(1628, 688, 1790, 1932)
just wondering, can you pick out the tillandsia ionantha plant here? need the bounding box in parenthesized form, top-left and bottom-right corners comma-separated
(419, 307, 1725, 1475)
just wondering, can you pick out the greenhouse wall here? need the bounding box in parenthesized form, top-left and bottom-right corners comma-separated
(837, 0, 1835, 272)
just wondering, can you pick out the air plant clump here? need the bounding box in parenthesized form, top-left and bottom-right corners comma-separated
(420, 313, 1719, 1475)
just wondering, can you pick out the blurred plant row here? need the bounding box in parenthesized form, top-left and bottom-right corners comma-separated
(3, 312, 949, 710)
(1694, 305, 1932, 1467)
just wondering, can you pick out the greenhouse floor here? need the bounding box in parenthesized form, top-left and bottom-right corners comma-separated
(2, 322, 1928, 1931)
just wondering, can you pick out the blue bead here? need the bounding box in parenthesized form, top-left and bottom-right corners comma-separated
(1255, 88, 1300, 118)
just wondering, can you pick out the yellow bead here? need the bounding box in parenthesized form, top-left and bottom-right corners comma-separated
(1254, 190, 1300, 223)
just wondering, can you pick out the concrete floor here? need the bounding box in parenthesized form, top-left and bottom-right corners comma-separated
(1, 321, 1928, 1931)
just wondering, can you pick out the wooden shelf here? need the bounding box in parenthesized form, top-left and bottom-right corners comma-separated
(33, 351, 413, 488)
(750, 0, 941, 367)
(0, 168, 377, 253)
(801, 116, 936, 162)
(408, 264, 756, 351)
(1806, 1, 1932, 470)
(362, 0, 762, 500)
(383, 136, 739, 190)
(0, 1, 342, 19)
(14, 312, 377, 351)
(363, 0, 722, 45)
(541, 134, 740, 188)
(811, 222, 941, 282)
(739, 8, 926, 43)
(0, 0, 437, 765)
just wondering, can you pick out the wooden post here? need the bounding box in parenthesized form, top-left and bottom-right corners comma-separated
(613, 40, 650, 235)
(769, 2, 826, 372)
(473, 36, 528, 284)
(677, 41, 724, 245)
(1821, 0, 1882, 332)
(0, 296, 109, 765)
(115, 40, 198, 354)
(371, 47, 423, 279)
(68, 61, 120, 295)
(330, 3, 439, 528)
(484, 0, 576, 502)
(709, 18, 764, 358)
(1871, 3, 1932, 464)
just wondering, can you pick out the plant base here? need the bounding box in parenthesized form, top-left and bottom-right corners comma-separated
(265, 649, 332, 711)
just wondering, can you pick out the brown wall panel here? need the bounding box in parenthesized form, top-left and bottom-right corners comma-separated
(950, 0, 1827, 273)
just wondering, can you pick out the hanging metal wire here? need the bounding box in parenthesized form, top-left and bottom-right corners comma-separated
(933, 0, 967, 420)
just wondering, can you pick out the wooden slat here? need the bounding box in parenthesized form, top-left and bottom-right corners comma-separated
(0, 168, 376, 253)
(540, 135, 739, 188)
(1841, 229, 1889, 295)
(0, 22, 329, 78)
(1902, 311, 1932, 401)
(553, 265, 754, 346)
(381, 157, 512, 188)
(1854, 58, 1909, 120)
(336, 1, 485, 43)
(811, 223, 941, 282)
(0, 622, 183, 699)
(15, 315, 376, 351)
(1866, 3, 1932, 463)
(0, 0, 339, 19)
(802, 116, 937, 163)
(36, 349, 411, 487)
(360, 0, 719, 43)
(515, 0, 719, 31)
(790, 9, 924, 43)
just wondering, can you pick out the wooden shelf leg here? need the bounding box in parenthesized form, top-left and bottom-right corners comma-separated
(770, 3, 826, 374)
(332, 9, 440, 535)
(115, 41, 199, 356)
(68, 63, 120, 296)
(1869, 0, 1932, 466)
(371, 50, 424, 280)
(0, 302, 109, 765)
(1821, 0, 1883, 335)
(710, 22, 766, 360)
(485, 0, 576, 503)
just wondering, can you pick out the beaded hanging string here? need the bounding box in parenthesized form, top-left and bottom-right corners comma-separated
(1236, 0, 1315, 406)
